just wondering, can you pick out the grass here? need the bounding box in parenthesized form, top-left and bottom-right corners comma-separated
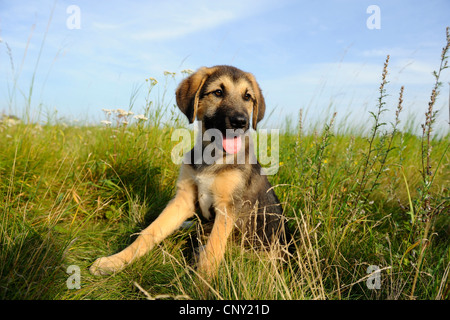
(1, 29, 449, 300)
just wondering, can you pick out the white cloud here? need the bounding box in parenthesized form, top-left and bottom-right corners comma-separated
(361, 47, 416, 58)
(89, 0, 267, 41)
(270, 58, 446, 91)
(91, 22, 131, 30)
(130, 7, 237, 41)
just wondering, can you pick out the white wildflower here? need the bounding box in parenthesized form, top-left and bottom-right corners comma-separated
(115, 109, 133, 117)
(181, 69, 194, 75)
(101, 120, 112, 125)
(102, 108, 112, 115)
(6, 118, 21, 127)
(163, 71, 176, 77)
(134, 114, 148, 121)
(147, 77, 158, 85)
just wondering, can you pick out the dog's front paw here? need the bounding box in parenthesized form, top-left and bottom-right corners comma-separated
(196, 251, 217, 281)
(89, 255, 126, 276)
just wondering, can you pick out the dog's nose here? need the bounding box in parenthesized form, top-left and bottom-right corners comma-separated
(229, 114, 248, 129)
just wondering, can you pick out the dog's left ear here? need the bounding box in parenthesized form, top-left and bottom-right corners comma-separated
(245, 72, 266, 130)
(176, 67, 216, 123)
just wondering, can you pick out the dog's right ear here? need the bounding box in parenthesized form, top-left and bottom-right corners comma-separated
(176, 67, 215, 123)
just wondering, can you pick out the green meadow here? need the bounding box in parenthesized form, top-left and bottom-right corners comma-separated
(1, 31, 449, 300)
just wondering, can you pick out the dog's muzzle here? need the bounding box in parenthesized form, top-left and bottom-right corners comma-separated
(229, 113, 248, 130)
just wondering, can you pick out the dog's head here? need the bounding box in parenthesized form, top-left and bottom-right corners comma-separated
(176, 65, 266, 133)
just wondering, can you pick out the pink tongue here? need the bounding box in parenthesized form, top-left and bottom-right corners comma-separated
(222, 136, 242, 154)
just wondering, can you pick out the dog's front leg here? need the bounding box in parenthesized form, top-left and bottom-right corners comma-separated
(90, 176, 196, 276)
(196, 169, 243, 279)
(197, 204, 236, 280)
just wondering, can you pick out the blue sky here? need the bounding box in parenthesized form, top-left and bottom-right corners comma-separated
(1, 0, 449, 133)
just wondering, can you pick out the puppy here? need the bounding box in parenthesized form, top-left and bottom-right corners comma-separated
(90, 65, 285, 278)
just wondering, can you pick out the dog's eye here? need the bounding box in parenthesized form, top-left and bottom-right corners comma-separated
(213, 89, 223, 97)
(244, 93, 252, 101)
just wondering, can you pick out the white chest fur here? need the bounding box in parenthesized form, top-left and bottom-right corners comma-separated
(195, 173, 215, 220)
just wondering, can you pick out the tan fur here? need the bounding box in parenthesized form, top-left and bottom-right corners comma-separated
(175, 66, 219, 123)
(199, 77, 255, 121)
(196, 169, 243, 277)
(90, 65, 282, 281)
(177, 66, 265, 130)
